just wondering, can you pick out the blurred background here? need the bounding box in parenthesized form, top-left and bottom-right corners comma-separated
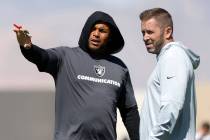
(1, 0, 210, 139)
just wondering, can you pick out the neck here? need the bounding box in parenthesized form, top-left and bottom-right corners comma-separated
(157, 38, 174, 55)
(162, 37, 174, 48)
(88, 49, 108, 59)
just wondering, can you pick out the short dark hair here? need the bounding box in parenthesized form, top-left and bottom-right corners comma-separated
(139, 8, 173, 32)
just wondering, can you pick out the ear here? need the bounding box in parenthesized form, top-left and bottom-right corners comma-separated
(164, 26, 173, 39)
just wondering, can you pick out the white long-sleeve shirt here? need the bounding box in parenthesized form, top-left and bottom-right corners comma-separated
(140, 42, 200, 140)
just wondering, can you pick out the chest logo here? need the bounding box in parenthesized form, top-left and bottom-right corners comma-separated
(94, 65, 105, 77)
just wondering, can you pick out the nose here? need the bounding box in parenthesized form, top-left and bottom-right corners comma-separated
(93, 30, 100, 37)
(143, 33, 149, 41)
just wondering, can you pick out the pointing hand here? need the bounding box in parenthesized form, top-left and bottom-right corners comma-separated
(13, 24, 32, 49)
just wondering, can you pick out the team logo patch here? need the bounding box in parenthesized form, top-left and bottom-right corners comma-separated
(94, 65, 105, 77)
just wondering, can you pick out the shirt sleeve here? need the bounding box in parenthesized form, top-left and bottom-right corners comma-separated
(117, 70, 139, 139)
(20, 44, 62, 77)
(117, 70, 137, 109)
(150, 50, 191, 139)
(120, 105, 140, 140)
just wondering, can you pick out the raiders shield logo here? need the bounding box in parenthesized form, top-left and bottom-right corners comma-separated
(94, 65, 105, 77)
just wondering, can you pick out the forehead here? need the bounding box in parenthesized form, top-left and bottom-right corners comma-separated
(93, 22, 110, 29)
(141, 18, 160, 30)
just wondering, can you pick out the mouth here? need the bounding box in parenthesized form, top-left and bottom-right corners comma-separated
(90, 39, 101, 46)
(145, 40, 153, 48)
(145, 43, 153, 48)
(146, 44, 153, 48)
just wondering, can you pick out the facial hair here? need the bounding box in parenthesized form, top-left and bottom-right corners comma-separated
(153, 31, 165, 54)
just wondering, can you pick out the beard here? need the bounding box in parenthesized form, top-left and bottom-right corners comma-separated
(153, 35, 165, 53)
(145, 32, 165, 54)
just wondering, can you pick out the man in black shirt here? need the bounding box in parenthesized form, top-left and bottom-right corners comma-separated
(14, 11, 139, 140)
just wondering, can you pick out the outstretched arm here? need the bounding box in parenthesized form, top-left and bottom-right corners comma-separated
(14, 24, 60, 76)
